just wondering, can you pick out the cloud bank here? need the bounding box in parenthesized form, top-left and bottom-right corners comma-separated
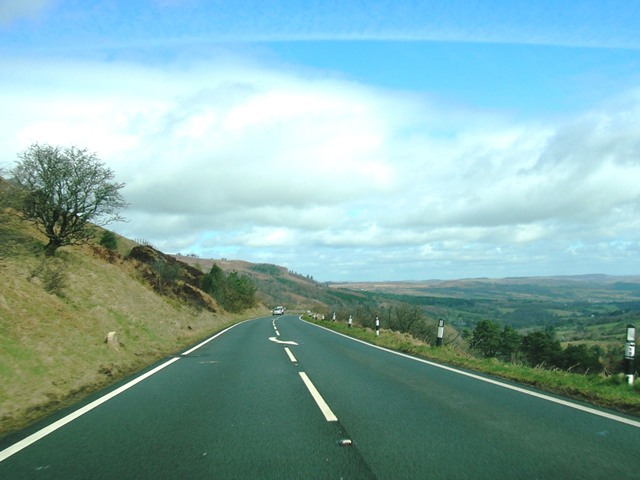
(1, 51, 639, 280)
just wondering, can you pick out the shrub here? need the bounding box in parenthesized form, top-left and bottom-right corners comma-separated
(521, 329, 563, 368)
(470, 320, 501, 357)
(561, 344, 603, 374)
(99, 230, 118, 250)
(30, 258, 68, 296)
(152, 258, 180, 292)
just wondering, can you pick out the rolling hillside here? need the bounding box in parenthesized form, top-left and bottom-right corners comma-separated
(331, 276, 640, 336)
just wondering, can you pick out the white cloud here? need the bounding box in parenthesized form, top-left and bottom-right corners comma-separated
(2, 52, 640, 280)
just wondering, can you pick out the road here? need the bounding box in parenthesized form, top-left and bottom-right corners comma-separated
(1, 314, 640, 479)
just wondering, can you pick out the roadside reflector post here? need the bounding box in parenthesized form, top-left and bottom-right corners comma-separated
(436, 319, 445, 347)
(624, 324, 636, 385)
(375, 316, 380, 336)
(348, 315, 352, 328)
(333, 312, 336, 322)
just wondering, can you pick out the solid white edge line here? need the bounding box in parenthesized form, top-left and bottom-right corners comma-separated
(182, 318, 256, 356)
(300, 316, 640, 429)
(299, 372, 338, 422)
(284, 347, 297, 363)
(0, 357, 181, 462)
(1, 316, 263, 462)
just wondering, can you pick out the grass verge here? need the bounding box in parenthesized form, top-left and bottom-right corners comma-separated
(307, 318, 640, 417)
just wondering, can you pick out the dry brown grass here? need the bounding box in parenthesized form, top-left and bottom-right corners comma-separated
(0, 211, 267, 438)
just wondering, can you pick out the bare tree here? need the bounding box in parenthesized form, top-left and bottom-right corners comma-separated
(11, 143, 127, 256)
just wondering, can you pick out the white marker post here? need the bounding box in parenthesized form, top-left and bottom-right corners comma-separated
(436, 319, 445, 347)
(625, 324, 636, 385)
(375, 316, 380, 336)
(348, 315, 352, 328)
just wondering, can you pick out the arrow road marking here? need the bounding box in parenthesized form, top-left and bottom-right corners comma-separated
(268, 337, 298, 345)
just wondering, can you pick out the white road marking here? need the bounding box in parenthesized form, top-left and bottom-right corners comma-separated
(269, 337, 298, 345)
(0, 357, 181, 462)
(1, 318, 258, 462)
(302, 317, 640, 429)
(299, 372, 338, 422)
(284, 347, 297, 363)
(182, 320, 253, 356)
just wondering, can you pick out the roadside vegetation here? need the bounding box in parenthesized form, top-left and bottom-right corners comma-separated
(304, 316, 640, 416)
(468, 320, 610, 374)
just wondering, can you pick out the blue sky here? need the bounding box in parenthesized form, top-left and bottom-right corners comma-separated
(2, 1, 640, 281)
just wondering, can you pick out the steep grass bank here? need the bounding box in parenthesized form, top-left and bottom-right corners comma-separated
(0, 210, 267, 438)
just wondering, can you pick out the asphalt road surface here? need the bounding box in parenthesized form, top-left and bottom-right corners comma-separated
(2, 314, 640, 479)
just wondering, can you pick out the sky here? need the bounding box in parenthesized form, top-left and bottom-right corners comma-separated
(1, 1, 640, 282)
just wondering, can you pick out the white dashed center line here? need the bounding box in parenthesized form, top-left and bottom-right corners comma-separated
(273, 319, 337, 422)
(284, 347, 297, 363)
(299, 372, 338, 422)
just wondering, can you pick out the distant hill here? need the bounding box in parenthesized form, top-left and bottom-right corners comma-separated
(329, 276, 640, 347)
(330, 275, 640, 302)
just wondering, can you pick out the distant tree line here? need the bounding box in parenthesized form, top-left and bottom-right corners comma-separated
(468, 319, 617, 375)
